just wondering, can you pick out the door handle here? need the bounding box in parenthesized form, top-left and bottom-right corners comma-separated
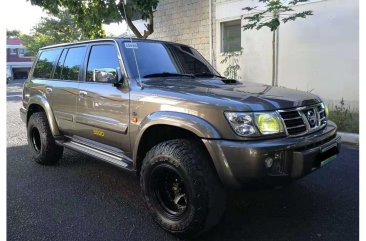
(45, 87, 52, 94)
(79, 90, 88, 97)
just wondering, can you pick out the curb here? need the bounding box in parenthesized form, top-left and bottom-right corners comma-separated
(338, 132, 359, 144)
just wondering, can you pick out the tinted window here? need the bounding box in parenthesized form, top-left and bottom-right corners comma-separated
(168, 45, 211, 74)
(33, 49, 61, 79)
(122, 41, 218, 79)
(54, 49, 68, 79)
(56, 47, 86, 81)
(87, 45, 119, 82)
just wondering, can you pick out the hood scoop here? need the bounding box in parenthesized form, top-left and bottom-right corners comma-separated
(222, 78, 237, 84)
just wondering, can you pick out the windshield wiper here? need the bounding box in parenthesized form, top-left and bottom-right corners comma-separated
(193, 72, 226, 79)
(143, 72, 194, 78)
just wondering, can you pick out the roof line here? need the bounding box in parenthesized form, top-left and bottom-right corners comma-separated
(40, 38, 118, 50)
(40, 38, 190, 50)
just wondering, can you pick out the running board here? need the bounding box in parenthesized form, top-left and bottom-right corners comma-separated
(62, 141, 134, 171)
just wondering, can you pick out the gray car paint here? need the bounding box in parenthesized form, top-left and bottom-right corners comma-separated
(20, 38, 339, 188)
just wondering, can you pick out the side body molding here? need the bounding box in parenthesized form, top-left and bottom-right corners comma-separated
(133, 111, 222, 162)
(27, 94, 60, 136)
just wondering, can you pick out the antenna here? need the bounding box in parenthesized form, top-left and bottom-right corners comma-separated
(120, 0, 144, 89)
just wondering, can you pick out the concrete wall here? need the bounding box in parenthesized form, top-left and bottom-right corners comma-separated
(150, 0, 213, 62)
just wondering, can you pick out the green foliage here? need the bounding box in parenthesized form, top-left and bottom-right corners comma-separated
(327, 98, 359, 133)
(220, 49, 243, 80)
(242, 0, 313, 32)
(7, 30, 21, 38)
(19, 11, 86, 56)
(28, 0, 159, 39)
(124, 0, 159, 20)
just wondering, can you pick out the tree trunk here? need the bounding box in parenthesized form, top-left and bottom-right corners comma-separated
(272, 30, 276, 86)
(125, 16, 144, 38)
(117, 1, 154, 39)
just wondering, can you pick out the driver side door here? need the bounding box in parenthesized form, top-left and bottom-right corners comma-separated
(74, 43, 130, 153)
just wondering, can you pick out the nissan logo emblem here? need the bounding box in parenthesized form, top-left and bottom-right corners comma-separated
(306, 110, 317, 126)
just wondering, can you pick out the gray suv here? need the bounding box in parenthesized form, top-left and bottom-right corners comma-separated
(20, 38, 341, 237)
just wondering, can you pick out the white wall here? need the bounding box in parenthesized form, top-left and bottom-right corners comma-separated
(215, 0, 359, 110)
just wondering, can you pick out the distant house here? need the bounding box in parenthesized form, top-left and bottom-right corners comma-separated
(6, 38, 33, 80)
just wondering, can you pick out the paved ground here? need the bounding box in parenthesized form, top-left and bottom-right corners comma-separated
(7, 79, 359, 241)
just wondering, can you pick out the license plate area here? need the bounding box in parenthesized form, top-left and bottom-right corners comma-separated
(312, 144, 339, 169)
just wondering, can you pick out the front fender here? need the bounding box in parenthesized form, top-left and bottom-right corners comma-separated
(133, 111, 221, 161)
(27, 94, 60, 136)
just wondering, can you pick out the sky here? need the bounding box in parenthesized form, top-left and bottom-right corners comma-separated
(4, 0, 128, 36)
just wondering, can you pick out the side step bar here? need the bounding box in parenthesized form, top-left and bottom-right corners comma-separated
(61, 141, 134, 171)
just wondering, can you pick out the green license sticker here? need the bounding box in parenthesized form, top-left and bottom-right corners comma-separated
(321, 155, 337, 167)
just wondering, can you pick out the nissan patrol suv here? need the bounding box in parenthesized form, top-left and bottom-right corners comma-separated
(20, 38, 341, 237)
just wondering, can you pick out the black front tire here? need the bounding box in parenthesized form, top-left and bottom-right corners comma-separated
(140, 139, 226, 237)
(27, 112, 63, 165)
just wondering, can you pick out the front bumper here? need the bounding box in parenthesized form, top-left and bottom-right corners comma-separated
(203, 121, 341, 188)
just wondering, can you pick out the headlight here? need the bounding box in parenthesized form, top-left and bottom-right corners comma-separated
(225, 112, 284, 136)
(224, 112, 258, 136)
(254, 112, 283, 134)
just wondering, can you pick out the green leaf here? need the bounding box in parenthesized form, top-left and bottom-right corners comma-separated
(282, 10, 313, 23)
(28, 0, 160, 39)
(288, 0, 311, 5)
(242, 6, 257, 12)
(256, 18, 280, 31)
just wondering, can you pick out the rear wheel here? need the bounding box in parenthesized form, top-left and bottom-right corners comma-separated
(27, 112, 63, 164)
(140, 139, 226, 237)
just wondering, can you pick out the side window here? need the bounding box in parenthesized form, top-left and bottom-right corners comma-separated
(87, 45, 120, 83)
(54, 49, 68, 79)
(33, 49, 61, 79)
(55, 47, 86, 81)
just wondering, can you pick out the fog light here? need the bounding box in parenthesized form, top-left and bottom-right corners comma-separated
(264, 157, 274, 168)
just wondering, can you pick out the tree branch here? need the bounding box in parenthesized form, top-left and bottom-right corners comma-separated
(142, 9, 154, 39)
(117, 0, 143, 38)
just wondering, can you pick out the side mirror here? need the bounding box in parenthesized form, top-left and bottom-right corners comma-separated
(93, 68, 119, 84)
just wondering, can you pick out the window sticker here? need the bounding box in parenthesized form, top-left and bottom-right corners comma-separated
(124, 42, 138, 49)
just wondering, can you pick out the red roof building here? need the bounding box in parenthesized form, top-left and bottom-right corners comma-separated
(6, 38, 33, 80)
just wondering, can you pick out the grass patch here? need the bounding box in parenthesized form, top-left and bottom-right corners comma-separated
(328, 111, 359, 133)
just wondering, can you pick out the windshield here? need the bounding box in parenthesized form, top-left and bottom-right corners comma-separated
(120, 40, 219, 79)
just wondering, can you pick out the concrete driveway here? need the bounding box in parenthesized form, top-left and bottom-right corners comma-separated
(7, 79, 359, 241)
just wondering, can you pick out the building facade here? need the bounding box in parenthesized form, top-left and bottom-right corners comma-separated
(6, 38, 33, 80)
(148, 0, 359, 110)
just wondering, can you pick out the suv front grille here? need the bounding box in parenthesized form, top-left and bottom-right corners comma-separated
(279, 103, 327, 137)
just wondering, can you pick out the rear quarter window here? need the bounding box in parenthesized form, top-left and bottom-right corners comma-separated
(54, 47, 87, 81)
(33, 49, 61, 79)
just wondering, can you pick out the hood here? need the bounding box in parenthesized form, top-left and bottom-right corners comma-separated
(142, 78, 322, 111)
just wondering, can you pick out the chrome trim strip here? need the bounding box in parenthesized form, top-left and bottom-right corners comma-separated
(54, 111, 73, 122)
(40, 38, 118, 50)
(286, 124, 306, 129)
(282, 116, 303, 121)
(75, 114, 128, 134)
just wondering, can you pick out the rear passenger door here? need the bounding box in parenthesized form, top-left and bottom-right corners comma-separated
(45, 46, 87, 136)
(74, 43, 130, 152)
